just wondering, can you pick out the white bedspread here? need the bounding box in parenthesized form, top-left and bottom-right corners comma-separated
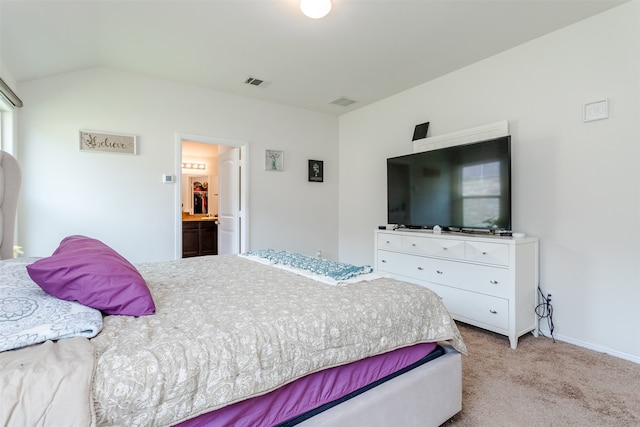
(91, 254, 466, 426)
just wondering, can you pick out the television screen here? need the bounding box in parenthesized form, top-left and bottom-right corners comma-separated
(387, 136, 511, 231)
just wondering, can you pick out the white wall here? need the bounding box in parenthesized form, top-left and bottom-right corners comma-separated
(338, 2, 640, 361)
(17, 68, 339, 262)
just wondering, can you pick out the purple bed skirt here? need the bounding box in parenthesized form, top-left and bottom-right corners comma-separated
(175, 342, 439, 427)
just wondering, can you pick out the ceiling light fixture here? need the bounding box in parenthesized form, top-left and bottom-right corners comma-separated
(300, 0, 332, 19)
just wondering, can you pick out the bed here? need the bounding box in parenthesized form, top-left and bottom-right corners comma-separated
(0, 153, 465, 427)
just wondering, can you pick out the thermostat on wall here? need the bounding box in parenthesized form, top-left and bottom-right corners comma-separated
(162, 174, 175, 184)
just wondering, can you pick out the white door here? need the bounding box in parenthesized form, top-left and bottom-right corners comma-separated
(218, 147, 241, 254)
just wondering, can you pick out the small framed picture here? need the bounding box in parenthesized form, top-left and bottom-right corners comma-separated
(308, 160, 323, 182)
(265, 150, 284, 171)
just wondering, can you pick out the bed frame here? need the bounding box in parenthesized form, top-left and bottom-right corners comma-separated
(299, 346, 462, 427)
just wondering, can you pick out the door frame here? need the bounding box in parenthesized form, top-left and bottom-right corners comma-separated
(174, 132, 249, 259)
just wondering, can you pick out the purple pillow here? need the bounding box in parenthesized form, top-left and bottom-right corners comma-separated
(26, 235, 155, 316)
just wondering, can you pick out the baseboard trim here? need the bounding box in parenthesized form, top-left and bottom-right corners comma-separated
(539, 328, 640, 364)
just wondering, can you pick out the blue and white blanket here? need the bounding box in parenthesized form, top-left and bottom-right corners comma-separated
(241, 249, 377, 284)
(0, 258, 103, 353)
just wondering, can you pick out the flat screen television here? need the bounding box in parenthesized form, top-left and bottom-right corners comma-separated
(387, 136, 511, 231)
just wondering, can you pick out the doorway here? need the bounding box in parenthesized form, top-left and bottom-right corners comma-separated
(175, 133, 249, 258)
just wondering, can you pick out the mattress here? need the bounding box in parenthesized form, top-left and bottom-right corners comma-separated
(176, 342, 442, 427)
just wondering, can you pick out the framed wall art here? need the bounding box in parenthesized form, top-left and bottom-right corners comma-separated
(265, 149, 284, 171)
(79, 130, 137, 154)
(308, 159, 323, 182)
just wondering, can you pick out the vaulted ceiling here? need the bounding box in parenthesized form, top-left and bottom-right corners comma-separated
(1, 0, 627, 114)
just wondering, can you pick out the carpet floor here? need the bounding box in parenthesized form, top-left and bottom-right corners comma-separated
(445, 323, 640, 426)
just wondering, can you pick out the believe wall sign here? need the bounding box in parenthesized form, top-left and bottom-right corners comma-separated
(80, 130, 137, 155)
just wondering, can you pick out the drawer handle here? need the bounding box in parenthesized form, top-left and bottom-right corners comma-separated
(490, 280, 499, 284)
(436, 270, 443, 274)
(443, 247, 448, 250)
(489, 309, 498, 314)
(386, 240, 390, 244)
(412, 243, 416, 246)
(482, 251, 488, 255)
(381, 259, 387, 263)
(417, 267, 424, 271)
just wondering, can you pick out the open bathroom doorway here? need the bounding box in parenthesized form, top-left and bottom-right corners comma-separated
(176, 133, 249, 258)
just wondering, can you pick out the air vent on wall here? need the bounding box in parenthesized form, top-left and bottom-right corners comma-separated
(330, 97, 357, 107)
(244, 76, 271, 88)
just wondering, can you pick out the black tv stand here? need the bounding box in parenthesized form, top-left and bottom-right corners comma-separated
(393, 225, 512, 237)
(458, 228, 492, 235)
(456, 229, 512, 237)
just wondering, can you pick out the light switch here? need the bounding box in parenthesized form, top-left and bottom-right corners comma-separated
(584, 99, 608, 122)
(162, 174, 174, 184)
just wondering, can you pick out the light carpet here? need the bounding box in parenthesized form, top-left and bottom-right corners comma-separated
(445, 323, 640, 426)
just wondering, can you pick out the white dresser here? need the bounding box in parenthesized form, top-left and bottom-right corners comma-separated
(375, 229, 539, 349)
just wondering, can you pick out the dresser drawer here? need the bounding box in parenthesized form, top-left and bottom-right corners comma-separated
(427, 283, 509, 330)
(429, 259, 509, 298)
(377, 233, 402, 252)
(376, 250, 430, 282)
(427, 238, 466, 260)
(402, 235, 433, 255)
(465, 241, 509, 266)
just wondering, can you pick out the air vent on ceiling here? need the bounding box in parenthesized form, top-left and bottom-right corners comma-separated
(244, 76, 271, 88)
(330, 97, 357, 107)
